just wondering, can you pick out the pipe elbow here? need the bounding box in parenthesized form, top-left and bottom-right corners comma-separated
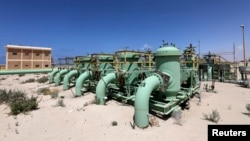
(49, 69, 59, 83)
(54, 69, 68, 86)
(134, 74, 162, 128)
(75, 71, 93, 96)
(96, 72, 117, 105)
(63, 70, 78, 90)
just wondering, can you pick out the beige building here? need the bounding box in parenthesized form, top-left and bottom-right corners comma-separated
(5, 45, 52, 70)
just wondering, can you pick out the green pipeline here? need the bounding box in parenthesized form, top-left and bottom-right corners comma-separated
(75, 71, 93, 96)
(0, 69, 52, 75)
(63, 70, 78, 90)
(134, 74, 162, 128)
(54, 69, 69, 86)
(49, 69, 59, 83)
(96, 72, 117, 105)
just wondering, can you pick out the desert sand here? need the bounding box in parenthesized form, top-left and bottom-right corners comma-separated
(0, 73, 250, 141)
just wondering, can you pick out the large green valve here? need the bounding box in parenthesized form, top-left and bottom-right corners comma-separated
(134, 44, 182, 128)
(96, 50, 150, 105)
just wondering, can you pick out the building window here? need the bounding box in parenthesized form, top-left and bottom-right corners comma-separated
(25, 52, 29, 56)
(13, 52, 17, 55)
(25, 65, 29, 67)
(36, 53, 40, 56)
(45, 65, 49, 67)
(14, 64, 19, 67)
(35, 65, 40, 68)
(45, 53, 49, 56)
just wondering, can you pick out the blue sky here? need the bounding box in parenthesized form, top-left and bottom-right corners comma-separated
(0, 0, 249, 64)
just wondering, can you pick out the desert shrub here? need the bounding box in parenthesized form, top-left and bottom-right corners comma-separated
(51, 88, 59, 95)
(39, 88, 51, 95)
(39, 88, 59, 98)
(22, 78, 36, 83)
(56, 98, 65, 107)
(0, 89, 8, 104)
(111, 121, 118, 126)
(51, 93, 58, 99)
(37, 76, 48, 83)
(8, 90, 26, 102)
(18, 74, 25, 77)
(0, 89, 38, 115)
(246, 103, 250, 114)
(9, 96, 38, 115)
(203, 109, 220, 123)
(0, 77, 6, 80)
(0, 89, 26, 104)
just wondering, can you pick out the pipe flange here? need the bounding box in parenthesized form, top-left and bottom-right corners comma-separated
(153, 70, 170, 93)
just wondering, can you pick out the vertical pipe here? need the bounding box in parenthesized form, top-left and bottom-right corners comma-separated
(134, 74, 162, 128)
(96, 72, 117, 104)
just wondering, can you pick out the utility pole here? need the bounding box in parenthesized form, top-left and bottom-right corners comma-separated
(233, 43, 237, 80)
(198, 40, 200, 59)
(240, 25, 247, 67)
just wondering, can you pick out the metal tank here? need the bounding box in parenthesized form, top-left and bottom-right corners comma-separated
(134, 43, 200, 128)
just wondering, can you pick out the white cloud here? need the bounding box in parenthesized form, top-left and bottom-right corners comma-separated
(140, 43, 152, 51)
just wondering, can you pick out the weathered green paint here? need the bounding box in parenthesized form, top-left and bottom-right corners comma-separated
(134, 74, 162, 128)
(154, 46, 181, 98)
(96, 72, 117, 105)
(134, 45, 182, 128)
(75, 71, 93, 96)
(49, 69, 59, 83)
(54, 69, 69, 86)
(63, 70, 78, 90)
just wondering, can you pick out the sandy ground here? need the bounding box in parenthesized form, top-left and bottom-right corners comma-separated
(0, 73, 250, 141)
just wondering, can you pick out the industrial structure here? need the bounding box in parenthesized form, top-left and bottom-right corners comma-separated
(5, 44, 52, 70)
(198, 51, 237, 82)
(1, 40, 249, 130)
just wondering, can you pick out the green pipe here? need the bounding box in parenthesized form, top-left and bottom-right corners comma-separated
(208, 66, 212, 81)
(63, 70, 78, 90)
(0, 69, 52, 75)
(49, 69, 59, 83)
(134, 74, 162, 128)
(54, 69, 68, 86)
(75, 71, 93, 96)
(96, 72, 117, 105)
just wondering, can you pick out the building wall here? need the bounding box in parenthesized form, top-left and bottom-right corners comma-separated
(6, 45, 52, 70)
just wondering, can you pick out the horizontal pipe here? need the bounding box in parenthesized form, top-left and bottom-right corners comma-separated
(0, 69, 52, 75)
(134, 74, 162, 128)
